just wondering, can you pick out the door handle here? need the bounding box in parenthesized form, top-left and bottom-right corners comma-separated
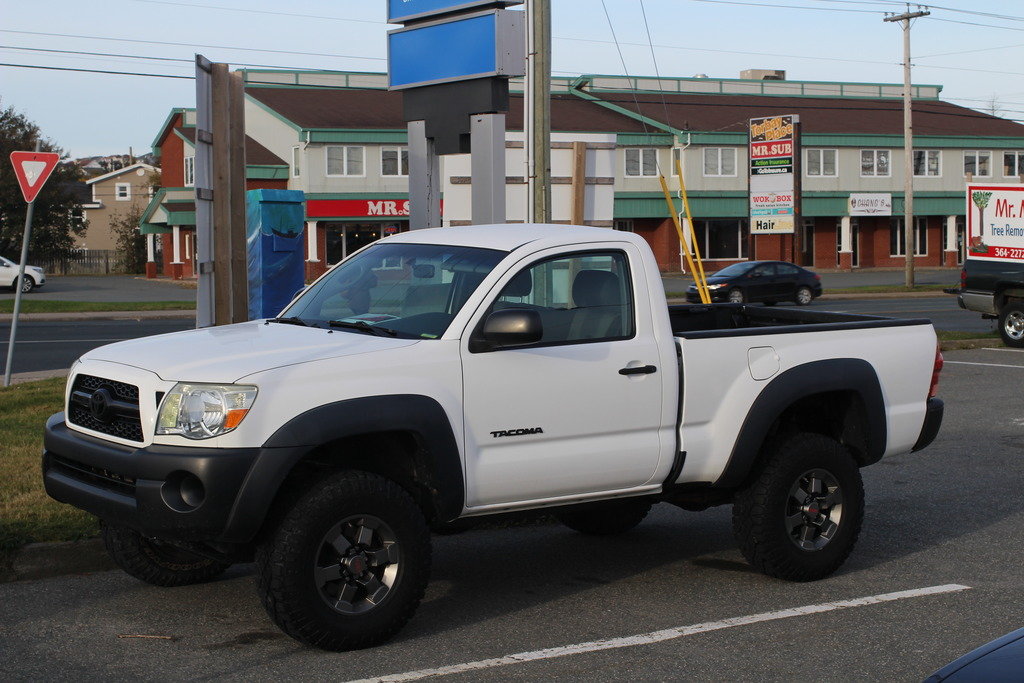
(619, 365, 657, 376)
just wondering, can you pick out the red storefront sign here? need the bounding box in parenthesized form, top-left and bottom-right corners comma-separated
(306, 199, 444, 219)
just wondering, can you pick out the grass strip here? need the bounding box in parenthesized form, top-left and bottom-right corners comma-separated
(0, 300, 195, 313)
(0, 378, 98, 557)
(935, 330, 999, 341)
(826, 284, 951, 294)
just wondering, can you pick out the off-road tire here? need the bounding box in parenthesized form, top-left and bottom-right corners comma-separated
(557, 499, 653, 536)
(102, 524, 230, 587)
(998, 301, 1024, 348)
(256, 470, 431, 651)
(732, 432, 863, 582)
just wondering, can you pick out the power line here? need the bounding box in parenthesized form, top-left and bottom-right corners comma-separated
(132, 0, 385, 25)
(0, 63, 192, 79)
(0, 29, 386, 62)
(685, 0, 881, 13)
(0, 45, 341, 71)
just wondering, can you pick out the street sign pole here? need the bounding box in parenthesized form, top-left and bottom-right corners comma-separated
(4, 141, 42, 387)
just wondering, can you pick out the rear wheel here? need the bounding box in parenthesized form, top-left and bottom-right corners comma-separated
(795, 286, 813, 306)
(727, 288, 745, 304)
(557, 499, 652, 536)
(732, 433, 863, 581)
(102, 524, 230, 587)
(999, 301, 1024, 348)
(256, 470, 431, 651)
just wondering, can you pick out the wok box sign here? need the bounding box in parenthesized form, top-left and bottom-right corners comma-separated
(749, 115, 797, 234)
(966, 183, 1024, 261)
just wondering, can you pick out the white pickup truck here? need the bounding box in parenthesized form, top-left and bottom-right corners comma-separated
(43, 224, 944, 651)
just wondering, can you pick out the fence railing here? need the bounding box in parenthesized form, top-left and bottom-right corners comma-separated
(33, 250, 141, 276)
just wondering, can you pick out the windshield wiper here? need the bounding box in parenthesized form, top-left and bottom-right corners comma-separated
(328, 320, 399, 337)
(267, 316, 313, 327)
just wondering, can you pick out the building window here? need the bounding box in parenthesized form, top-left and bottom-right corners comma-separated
(806, 149, 837, 177)
(291, 146, 301, 177)
(381, 146, 409, 176)
(115, 183, 131, 201)
(964, 150, 991, 177)
(183, 156, 195, 186)
(1004, 152, 1024, 177)
(913, 150, 941, 177)
(703, 148, 737, 177)
(614, 219, 634, 232)
(624, 148, 658, 177)
(860, 149, 891, 177)
(326, 146, 364, 177)
(890, 217, 927, 256)
(694, 219, 749, 260)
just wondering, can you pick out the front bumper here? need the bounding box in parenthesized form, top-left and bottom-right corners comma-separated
(42, 413, 304, 543)
(912, 398, 944, 452)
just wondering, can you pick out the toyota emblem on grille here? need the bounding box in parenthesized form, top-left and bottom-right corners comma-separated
(89, 388, 114, 423)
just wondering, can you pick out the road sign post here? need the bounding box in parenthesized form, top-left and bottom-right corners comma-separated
(5, 146, 59, 386)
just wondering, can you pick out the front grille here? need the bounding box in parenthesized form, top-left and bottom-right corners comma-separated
(67, 374, 144, 442)
(48, 455, 136, 497)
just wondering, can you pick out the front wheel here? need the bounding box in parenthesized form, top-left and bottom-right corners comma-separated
(999, 301, 1024, 348)
(727, 288, 745, 304)
(557, 499, 652, 535)
(20, 275, 34, 293)
(795, 286, 813, 306)
(732, 433, 863, 582)
(102, 524, 230, 587)
(256, 471, 431, 651)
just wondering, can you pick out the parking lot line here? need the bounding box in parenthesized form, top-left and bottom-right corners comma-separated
(982, 348, 1024, 354)
(945, 361, 1024, 369)
(352, 584, 970, 682)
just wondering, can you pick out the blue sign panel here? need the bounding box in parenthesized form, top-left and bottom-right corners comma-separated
(389, 11, 523, 89)
(388, 0, 521, 25)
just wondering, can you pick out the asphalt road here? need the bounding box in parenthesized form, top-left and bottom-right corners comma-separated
(0, 276, 194, 303)
(0, 319, 194, 375)
(1, 347, 1023, 680)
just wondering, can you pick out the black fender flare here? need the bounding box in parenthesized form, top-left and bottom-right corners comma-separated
(713, 358, 886, 489)
(221, 395, 463, 542)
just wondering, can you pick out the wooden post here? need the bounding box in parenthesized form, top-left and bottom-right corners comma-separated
(228, 70, 248, 323)
(570, 142, 586, 225)
(211, 63, 232, 326)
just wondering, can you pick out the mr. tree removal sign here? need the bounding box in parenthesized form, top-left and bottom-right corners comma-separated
(967, 183, 1024, 261)
(749, 115, 797, 235)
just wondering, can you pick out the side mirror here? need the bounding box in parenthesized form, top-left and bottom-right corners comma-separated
(479, 309, 543, 350)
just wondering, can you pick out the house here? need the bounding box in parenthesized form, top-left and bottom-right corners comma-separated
(80, 162, 157, 251)
(139, 68, 1024, 276)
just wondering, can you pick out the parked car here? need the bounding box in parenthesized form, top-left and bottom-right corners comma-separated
(926, 627, 1024, 680)
(686, 260, 822, 306)
(0, 256, 45, 293)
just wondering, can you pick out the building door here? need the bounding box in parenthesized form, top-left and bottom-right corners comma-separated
(851, 219, 860, 268)
(802, 218, 815, 266)
(957, 219, 966, 264)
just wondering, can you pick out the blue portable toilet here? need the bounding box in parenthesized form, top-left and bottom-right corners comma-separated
(246, 189, 306, 320)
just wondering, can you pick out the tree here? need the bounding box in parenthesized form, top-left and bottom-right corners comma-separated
(110, 204, 146, 273)
(0, 104, 87, 262)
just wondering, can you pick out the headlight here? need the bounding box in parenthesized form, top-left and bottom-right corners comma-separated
(706, 283, 727, 290)
(156, 383, 257, 439)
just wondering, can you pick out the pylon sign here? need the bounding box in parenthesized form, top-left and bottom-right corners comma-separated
(10, 151, 60, 203)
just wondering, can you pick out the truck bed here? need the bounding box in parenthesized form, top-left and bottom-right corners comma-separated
(668, 303, 931, 338)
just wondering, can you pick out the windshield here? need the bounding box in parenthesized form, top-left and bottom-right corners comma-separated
(282, 242, 507, 339)
(711, 263, 754, 278)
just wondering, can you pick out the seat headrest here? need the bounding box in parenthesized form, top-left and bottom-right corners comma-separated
(504, 270, 533, 297)
(572, 270, 620, 308)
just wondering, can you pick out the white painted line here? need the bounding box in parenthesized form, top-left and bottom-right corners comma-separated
(982, 347, 1024, 354)
(945, 360, 1024, 369)
(351, 584, 971, 682)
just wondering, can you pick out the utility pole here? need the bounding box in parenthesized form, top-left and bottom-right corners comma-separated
(526, 0, 551, 223)
(885, 5, 930, 288)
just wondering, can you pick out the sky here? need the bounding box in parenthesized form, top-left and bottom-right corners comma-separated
(2, 0, 1023, 158)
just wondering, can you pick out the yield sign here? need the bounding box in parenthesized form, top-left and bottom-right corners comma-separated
(10, 151, 60, 203)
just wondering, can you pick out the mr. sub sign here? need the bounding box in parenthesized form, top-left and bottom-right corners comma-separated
(967, 183, 1024, 261)
(749, 115, 797, 234)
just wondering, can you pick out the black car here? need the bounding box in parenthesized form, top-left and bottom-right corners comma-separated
(926, 627, 1024, 681)
(685, 260, 822, 306)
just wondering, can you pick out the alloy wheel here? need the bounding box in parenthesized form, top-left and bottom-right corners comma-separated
(315, 514, 401, 615)
(1004, 310, 1024, 342)
(785, 468, 844, 551)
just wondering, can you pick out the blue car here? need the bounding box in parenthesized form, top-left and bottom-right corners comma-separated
(926, 627, 1024, 681)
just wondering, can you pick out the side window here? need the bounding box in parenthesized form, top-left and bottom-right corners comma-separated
(776, 263, 799, 276)
(751, 264, 775, 277)
(492, 252, 634, 345)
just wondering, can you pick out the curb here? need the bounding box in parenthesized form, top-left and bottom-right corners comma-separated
(1, 538, 114, 583)
(939, 338, 1004, 351)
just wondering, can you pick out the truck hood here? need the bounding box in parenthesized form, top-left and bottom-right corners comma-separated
(81, 321, 420, 383)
